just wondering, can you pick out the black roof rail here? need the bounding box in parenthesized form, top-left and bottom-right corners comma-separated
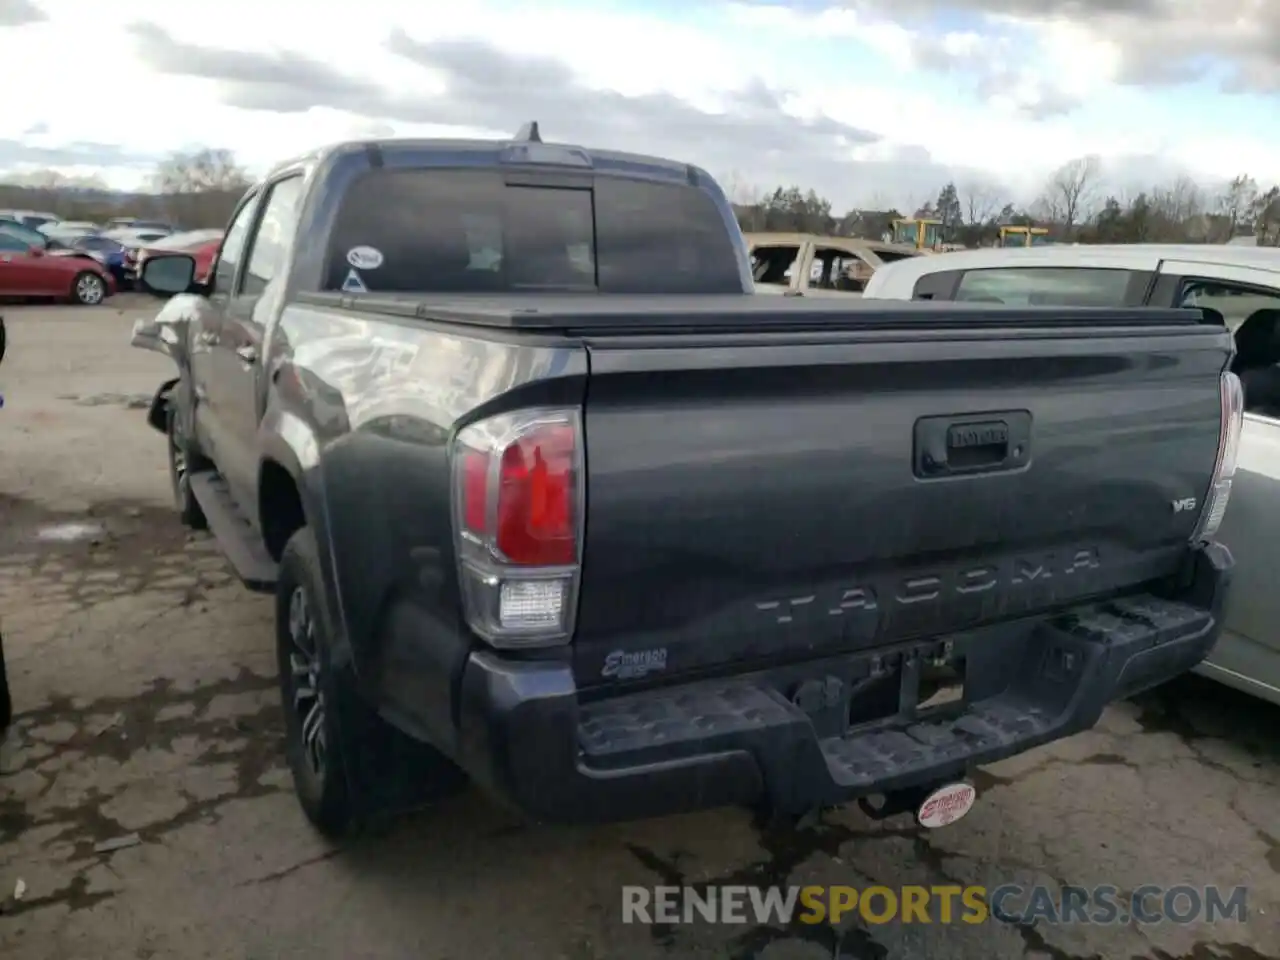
(515, 121, 542, 143)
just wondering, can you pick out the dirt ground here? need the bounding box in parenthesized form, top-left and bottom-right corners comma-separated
(0, 298, 1278, 960)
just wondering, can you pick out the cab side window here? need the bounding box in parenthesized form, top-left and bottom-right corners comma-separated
(211, 194, 261, 298)
(0, 234, 29, 253)
(240, 176, 304, 297)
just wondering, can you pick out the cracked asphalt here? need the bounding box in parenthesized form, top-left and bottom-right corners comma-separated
(1, 299, 1278, 960)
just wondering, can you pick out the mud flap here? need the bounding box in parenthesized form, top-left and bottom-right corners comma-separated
(329, 663, 468, 827)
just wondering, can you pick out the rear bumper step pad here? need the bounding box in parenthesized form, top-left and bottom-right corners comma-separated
(455, 543, 1230, 825)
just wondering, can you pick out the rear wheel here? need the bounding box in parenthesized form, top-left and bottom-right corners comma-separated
(276, 527, 466, 838)
(71, 271, 106, 306)
(277, 528, 357, 837)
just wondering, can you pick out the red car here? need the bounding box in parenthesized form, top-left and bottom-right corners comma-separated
(0, 232, 115, 304)
(128, 229, 224, 286)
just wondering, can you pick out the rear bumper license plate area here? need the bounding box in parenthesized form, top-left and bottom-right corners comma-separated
(456, 546, 1231, 824)
(574, 593, 1217, 812)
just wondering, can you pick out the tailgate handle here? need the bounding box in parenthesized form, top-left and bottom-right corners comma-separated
(914, 411, 1032, 478)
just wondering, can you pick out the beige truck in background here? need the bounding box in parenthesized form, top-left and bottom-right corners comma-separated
(746, 232, 924, 296)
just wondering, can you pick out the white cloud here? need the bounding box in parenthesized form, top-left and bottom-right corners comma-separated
(0, 0, 1277, 210)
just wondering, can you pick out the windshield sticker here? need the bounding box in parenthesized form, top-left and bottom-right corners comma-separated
(341, 268, 368, 294)
(346, 246, 384, 270)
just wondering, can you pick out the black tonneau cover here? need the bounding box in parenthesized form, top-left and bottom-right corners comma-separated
(293, 291, 1218, 334)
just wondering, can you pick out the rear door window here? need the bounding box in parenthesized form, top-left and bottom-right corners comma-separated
(812, 246, 873, 292)
(750, 245, 801, 288)
(323, 169, 741, 294)
(954, 267, 1137, 306)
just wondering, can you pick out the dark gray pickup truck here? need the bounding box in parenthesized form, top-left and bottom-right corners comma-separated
(130, 126, 1240, 838)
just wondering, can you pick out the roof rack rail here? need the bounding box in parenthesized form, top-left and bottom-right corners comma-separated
(514, 121, 542, 143)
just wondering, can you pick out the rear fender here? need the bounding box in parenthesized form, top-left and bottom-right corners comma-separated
(258, 405, 351, 675)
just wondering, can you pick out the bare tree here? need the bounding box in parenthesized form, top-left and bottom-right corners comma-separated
(721, 171, 768, 232)
(959, 181, 1001, 225)
(1045, 155, 1102, 231)
(864, 190, 894, 212)
(1255, 186, 1280, 246)
(1215, 174, 1258, 241)
(900, 192, 930, 221)
(146, 148, 251, 228)
(1149, 175, 1206, 239)
(1030, 191, 1063, 225)
(0, 169, 110, 217)
(720, 169, 762, 208)
(149, 148, 251, 195)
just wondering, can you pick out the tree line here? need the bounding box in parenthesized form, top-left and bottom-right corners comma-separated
(5, 148, 1279, 247)
(730, 157, 1280, 246)
(0, 148, 252, 229)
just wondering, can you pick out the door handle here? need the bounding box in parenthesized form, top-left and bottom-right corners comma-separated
(236, 345, 258, 363)
(196, 330, 217, 346)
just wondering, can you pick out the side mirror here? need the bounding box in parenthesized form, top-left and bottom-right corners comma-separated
(28, 246, 43, 257)
(140, 254, 198, 297)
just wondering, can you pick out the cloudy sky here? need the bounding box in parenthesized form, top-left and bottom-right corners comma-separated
(2, 0, 1278, 210)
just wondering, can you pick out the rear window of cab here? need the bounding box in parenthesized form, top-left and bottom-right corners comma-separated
(322, 169, 743, 295)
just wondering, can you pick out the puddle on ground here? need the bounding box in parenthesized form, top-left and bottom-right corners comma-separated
(33, 522, 105, 544)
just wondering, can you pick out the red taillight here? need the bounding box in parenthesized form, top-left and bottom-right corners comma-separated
(452, 409, 582, 647)
(460, 423, 577, 565)
(497, 424, 576, 565)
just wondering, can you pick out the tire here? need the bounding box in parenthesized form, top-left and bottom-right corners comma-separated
(276, 527, 466, 838)
(71, 270, 107, 306)
(166, 396, 208, 530)
(0, 315, 6, 366)
(276, 528, 358, 837)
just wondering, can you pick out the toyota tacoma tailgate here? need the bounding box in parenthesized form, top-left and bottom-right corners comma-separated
(570, 299, 1234, 684)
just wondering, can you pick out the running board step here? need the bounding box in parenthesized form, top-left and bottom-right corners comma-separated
(187, 470, 278, 592)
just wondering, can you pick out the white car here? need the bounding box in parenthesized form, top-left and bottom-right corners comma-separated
(864, 243, 1280, 706)
(38, 220, 101, 242)
(106, 227, 173, 247)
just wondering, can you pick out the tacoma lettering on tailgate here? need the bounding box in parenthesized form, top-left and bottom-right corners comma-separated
(753, 547, 1102, 623)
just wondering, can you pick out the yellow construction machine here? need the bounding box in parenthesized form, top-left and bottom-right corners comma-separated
(890, 218, 945, 250)
(998, 225, 1052, 247)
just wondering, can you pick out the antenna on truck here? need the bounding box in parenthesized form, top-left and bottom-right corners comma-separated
(515, 121, 543, 143)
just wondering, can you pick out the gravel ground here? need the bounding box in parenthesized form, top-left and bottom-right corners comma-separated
(0, 298, 1278, 960)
